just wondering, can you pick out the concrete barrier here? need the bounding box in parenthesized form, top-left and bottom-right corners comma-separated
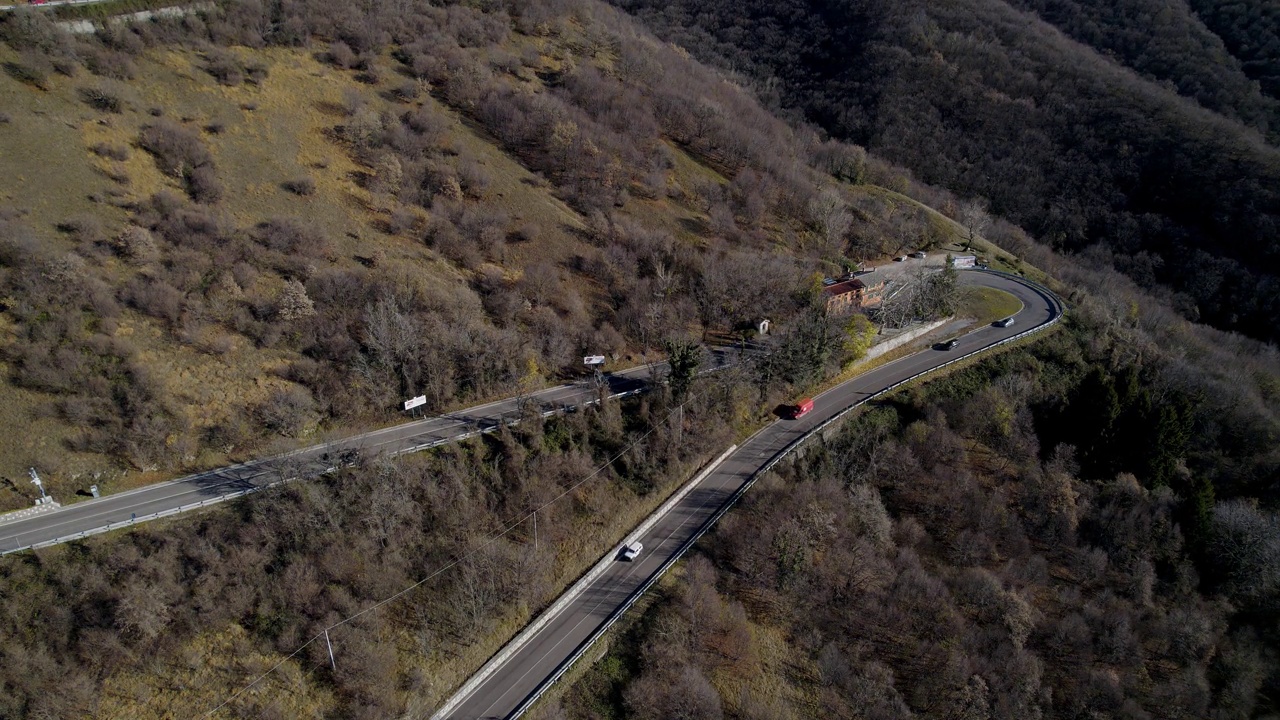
(430, 445, 738, 720)
(496, 270, 1064, 717)
(863, 317, 952, 362)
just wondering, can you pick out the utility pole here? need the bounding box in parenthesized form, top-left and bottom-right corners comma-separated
(324, 629, 337, 671)
(675, 403, 683, 450)
(533, 510, 537, 554)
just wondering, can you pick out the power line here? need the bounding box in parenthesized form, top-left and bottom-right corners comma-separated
(204, 399, 685, 717)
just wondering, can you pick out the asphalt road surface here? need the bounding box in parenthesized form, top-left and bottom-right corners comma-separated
(0, 357, 717, 554)
(438, 270, 1061, 719)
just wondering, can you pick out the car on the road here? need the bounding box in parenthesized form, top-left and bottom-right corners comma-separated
(621, 541, 643, 561)
(909, 251, 927, 259)
(894, 255, 907, 262)
(785, 398, 815, 419)
(941, 339, 959, 350)
(994, 317, 1016, 328)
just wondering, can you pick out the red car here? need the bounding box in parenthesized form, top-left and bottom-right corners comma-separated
(787, 398, 814, 419)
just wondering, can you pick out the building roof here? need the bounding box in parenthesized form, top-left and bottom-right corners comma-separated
(823, 277, 868, 297)
(824, 274, 886, 297)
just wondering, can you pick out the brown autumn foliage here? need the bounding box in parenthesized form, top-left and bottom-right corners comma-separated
(0, 379, 747, 718)
(560, 269, 1280, 719)
(0, 0, 921, 485)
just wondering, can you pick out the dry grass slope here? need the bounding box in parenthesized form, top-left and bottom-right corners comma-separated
(0, 39, 696, 504)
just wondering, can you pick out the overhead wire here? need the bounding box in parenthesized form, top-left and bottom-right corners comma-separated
(204, 396, 684, 717)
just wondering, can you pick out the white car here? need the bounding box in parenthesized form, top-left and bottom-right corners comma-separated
(910, 251, 927, 259)
(621, 541, 643, 561)
(995, 317, 1015, 328)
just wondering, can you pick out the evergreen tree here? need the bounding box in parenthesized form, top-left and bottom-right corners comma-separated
(1062, 366, 1121, 478)
(664, 339, 702, 403)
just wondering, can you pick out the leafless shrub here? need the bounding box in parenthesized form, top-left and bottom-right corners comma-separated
(138, 120, 221, 203)
(114, 225, 159, 264)
(326, 40, 356, 69)
(5, 52, 52, 90)
(509, 223, 539, 244)
(386, 207, 417, 235)
(50, 55, 83, 80)
(121, 275, 184, 325)
(83, 48, 136, 80)
(199, 330, 235, 353)
(187, 164, 223, 204)
(57, 215, 108, 248)
(254, 385, 317, 437)
(425, 213, 479, 269)
(390, 80, 419, 102)
(455, 156, 490, 198)
(244, 61, 268, 85)
(403, 105, 446, 142)
(0, 8, 62, 53)
(204, 48, 243, 86)
(78, 86, 122, 113)
(488, 49, 520, 74)
(281, 177, 316, 196)
(90, 142, 129, 161)
(138, 120, 212, 178)
(251, 218, 328, 257)
(144, 197, 227, 252)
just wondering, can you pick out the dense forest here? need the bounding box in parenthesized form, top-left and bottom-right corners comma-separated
(560, 253, 1280, 719)
(0, 380, 749, 718)
(0, 0, 1278, 718)
(609, 0, 1280, 344)
(559, 7, 1280, 704)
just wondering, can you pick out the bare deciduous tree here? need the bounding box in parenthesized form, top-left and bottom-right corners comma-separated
(959, 198, 991, 252)
(808, 188, 853, 255)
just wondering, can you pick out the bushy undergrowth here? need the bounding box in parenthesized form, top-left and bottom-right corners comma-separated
(564, 308, 1280, 719)
(0, 380, 746, 718)
(0, 0, 936, 482)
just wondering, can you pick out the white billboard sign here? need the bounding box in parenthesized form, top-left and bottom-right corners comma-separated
(403, 395, 427, 410)
(583, 355, 606, 366)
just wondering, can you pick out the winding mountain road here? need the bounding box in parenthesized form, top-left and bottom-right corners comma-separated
(0, 270, 1060, 719)
(0, 361, 683, 555)
(435, 270, 1062, 719)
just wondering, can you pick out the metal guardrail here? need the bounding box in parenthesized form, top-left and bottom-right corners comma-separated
(1, 387, 648, 556)
(12, 487, 256, 553)
(431, 445, 739, 720)
(0, 0, 110, 11)
(499, 271, 1064, 718)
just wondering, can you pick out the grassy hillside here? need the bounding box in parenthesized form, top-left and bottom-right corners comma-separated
(0, 1, 976, 509)
(0, 40, 583, 495)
